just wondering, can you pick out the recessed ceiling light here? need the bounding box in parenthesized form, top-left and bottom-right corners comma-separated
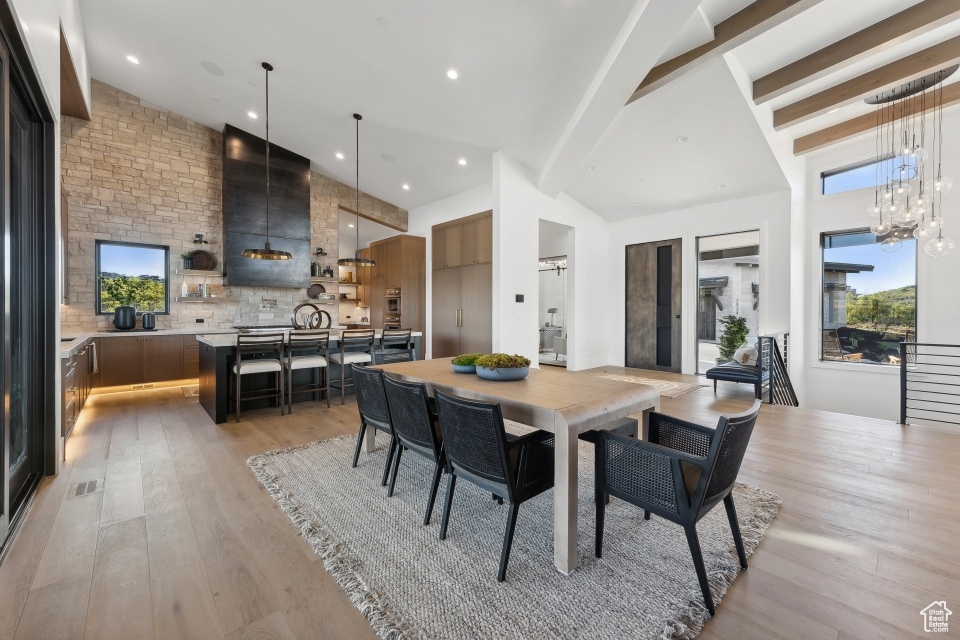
(126, 55, 140, 65)
(828, 107, 840, 114)
(588, 165, 597, 170)
(336, 152, 344, 159)
(248, 111, 258, 119)
(381, 153, 397, 162)
(200, 60, 225, 76)
(676, 136, 688, 143)
(348, 223, 355, 228)
(447, 69, 458, 80)
(402, 184, 410, 190)
(212, 96, 221, 102)
(376, 17, 387, 25)
(716, 184, 727, 189)
(458, 158, 467, 166)
(632, 202, 641, 206)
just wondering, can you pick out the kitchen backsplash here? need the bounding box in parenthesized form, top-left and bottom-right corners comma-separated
(60, 80, 407, 333)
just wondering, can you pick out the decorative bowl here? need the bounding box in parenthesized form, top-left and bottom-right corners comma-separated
(476, 366, 530, 381)
(452, 364, 476, 373)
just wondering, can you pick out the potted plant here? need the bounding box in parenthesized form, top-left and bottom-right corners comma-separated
(452, 353, 482, 373)
(717, 315, 749, 365)
(475, 353, 532, 381)
(180, 252, 193, 270)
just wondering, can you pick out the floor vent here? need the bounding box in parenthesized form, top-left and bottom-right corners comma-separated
(131, 383, 156, 390)
(68, 479, 104, 500)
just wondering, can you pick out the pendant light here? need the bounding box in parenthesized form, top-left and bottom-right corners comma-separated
(243, 62, 292, 260)
(338, 113, 376, 267)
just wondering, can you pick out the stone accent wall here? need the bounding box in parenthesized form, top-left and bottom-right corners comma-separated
(60, 80, 406, 332)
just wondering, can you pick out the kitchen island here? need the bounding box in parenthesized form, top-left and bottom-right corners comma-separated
(197, 330, 422, 423)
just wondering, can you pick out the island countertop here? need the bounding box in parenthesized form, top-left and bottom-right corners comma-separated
(196, 330, 421, 348)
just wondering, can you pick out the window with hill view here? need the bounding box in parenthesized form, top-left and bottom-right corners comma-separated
(821, 231, 915, 366)
(95, 240, 169, 314)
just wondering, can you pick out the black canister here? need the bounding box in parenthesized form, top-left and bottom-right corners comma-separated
(141, 312, 156, 330)
(113, 305, 137, 330)
(311, 262, 320, 277)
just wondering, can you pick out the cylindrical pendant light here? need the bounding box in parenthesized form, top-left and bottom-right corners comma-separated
(243, 62, 292, 260)
(339, 113, 376, 267)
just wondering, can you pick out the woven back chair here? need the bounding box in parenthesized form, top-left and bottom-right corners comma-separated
(284, 330, 330, 411)
(382, 376, 445, 524)
(230, 332, 285, 422)
(433, 389, 555, 581)
(595, 399, 762, 616)
(350, 366, 397, 487)
(372, 348, 415, 365)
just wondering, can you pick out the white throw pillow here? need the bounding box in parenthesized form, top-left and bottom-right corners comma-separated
(732, 346, 758, 366)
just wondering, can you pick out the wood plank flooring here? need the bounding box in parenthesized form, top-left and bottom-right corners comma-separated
(2, 372, 959, 639)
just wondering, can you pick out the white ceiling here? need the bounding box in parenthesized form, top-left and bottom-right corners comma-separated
(78, 0, 636, 210)
(566, 57, 789, 219)
(338, 210, 396, 259)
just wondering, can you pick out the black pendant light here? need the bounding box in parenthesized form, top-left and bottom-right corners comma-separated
(338, 113, 376, 267)
(243, 62, 292, 260)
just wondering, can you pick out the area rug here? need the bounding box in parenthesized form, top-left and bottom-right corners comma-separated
(591, 373, 707, 399)
(248, 431, 780, 640)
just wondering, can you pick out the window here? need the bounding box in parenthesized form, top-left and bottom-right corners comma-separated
(95, 240, 170, 314)
(821, 154, 917, 195)
(821, 230, 915, 365)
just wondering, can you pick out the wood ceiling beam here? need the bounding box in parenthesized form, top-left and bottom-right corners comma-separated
(754, 0, 960, 104)
(793, 82, 960, 155)
(626, 0, 824, 106)
(774, 35, 960, 130)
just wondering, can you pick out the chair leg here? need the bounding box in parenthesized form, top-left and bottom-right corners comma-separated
(381, 436, 396, 487)
(595, 488, 605, 558)
(340, 362, 347, 405)
(277, 370, 284, 416)
(498, 502, 520, 582)
(644, 510, 650, 520)
(387, 445, 404, 497)
(713, 379, 717, 394)
(724, 494, 748, 569)
(423, 462, 444, 526)
(351, 423, 367, 468)
(324, 366, 330, 408)
(439, 473, 457, 540)
(684, 524, 716, 617)
(235, 370, 242, 423)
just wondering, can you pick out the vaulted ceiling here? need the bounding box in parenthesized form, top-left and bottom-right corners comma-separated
(78, 0, 960, 220)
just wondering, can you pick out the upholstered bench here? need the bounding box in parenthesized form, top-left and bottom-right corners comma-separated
(705, 361, 761, 398)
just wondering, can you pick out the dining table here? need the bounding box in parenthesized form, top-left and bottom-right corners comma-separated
(372, 358, 660, 574)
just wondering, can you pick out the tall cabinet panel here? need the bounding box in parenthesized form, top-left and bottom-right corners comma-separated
(431, 211, 493, 358)
(360, 235, 425, 345)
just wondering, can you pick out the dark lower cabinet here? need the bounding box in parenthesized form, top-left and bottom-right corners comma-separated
(98, 336, 145, 387)
(95, 334, 196, 387)
(143, 336, 184, 382)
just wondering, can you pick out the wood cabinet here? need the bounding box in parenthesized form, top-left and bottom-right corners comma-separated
(61, 339, 94, 441)
(143, 335, 185, 382)
(183, 335, 200, 378)
(98, 336, 145, 387)
(95, 334, 195, 387)
(361, 235, 426, 338)
(431, 211, 493, 358)
(356, 248, 372, 307)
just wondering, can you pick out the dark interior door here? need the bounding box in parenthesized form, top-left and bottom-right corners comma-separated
(625, 238, 682, 372)
(698, 291, 716, 341)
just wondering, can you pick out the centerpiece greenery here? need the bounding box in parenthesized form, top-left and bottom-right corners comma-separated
(475, 353, 531, 369)
(452, 354, 482, 367)
(717, 315, 750, 362)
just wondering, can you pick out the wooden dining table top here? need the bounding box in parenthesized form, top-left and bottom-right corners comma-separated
(374, 358, 660, 434)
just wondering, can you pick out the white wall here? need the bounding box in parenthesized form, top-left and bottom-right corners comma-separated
(406, 183, 493, 359)
(607, 190, 793, 374)
(494, 152, 612, 370)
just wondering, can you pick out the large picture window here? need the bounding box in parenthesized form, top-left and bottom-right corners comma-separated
(95, 240, 170, 314)
(821, 230, 915, 365)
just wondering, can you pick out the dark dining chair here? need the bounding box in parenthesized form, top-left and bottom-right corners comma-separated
(382, 376, 446, 525)
(594, 399, 762, 616)
(433, 389, 555, 582)
(350, 366, 396, 487)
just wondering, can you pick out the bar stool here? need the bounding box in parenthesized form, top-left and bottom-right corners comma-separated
(229, 332, 285, 422)
(380, 328, 413, 353)
(329, 329, 375, 404)
(284, 330, 330, 412)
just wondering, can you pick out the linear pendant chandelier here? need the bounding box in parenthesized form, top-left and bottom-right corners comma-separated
(242, 61, 292, 260)
(338, 113, 376, 268)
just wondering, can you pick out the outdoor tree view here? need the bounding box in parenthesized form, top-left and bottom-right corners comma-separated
(822, 232, 915, 365)
(97, 242, 168, 313)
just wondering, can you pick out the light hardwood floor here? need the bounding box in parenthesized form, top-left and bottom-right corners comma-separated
(2, 373, 958, 639)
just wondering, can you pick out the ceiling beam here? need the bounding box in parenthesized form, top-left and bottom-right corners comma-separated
(625, 0, 824, 106)
(793, 82, 960, 155)
(754, 0, 960, 104)
(537, 0, 700, 198)
(774, 35, 960, 130)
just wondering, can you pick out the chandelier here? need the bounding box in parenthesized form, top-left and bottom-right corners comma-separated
(866, 66, 955, 257)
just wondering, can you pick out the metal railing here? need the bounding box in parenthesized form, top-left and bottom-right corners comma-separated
(900, 342, 960, 427)
(759, 334, 798, 407)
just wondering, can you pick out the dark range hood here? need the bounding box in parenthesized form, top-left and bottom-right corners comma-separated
(222, 124, 310, 288)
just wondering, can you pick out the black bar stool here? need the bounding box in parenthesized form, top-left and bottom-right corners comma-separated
(284, 330, 330, 412)
(329, 329, 375, 404)
(229, 332, 285, 422)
